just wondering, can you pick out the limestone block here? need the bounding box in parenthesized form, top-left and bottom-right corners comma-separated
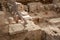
(27, 2, 43, 13)
(39, 11, 57, 18)
(46, 18, 60, 24)
(9, 24, 24, 34)
(25, 20, 40, 31)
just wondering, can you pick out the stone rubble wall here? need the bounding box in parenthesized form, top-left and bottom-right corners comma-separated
(0, 0, 60, 40)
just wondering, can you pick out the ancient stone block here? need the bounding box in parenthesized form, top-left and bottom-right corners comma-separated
(27, 2, 43, 13)
(25, 20, 40, 31)
(46, 18, 60, 24)
(39, 11, 57, 18)
(9, 24, 24, 34)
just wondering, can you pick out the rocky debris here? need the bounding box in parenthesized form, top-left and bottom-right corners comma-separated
(1, 0, 60, 40)
(41, 26, 60, 40)
(41, 26, 60, 35)
(45, 34, 60, 40)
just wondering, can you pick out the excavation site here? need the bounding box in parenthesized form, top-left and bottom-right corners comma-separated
(0, 0, 60, 40)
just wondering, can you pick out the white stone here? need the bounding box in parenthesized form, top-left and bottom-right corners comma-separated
(48, 18, 60, 23)
(15, 2, 21, 5)
(22, 15, 32, 20)
(21, 11, 28, 16)
(25, 20, 40, 31)
(8, 17, 16, 24)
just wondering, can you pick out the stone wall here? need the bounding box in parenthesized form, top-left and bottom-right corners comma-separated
(0, 0, 60, 40)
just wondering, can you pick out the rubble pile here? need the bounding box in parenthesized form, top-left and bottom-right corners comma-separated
(0, 0, 60, 40)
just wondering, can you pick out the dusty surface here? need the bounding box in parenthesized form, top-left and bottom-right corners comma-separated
(0, 0, 60, 40)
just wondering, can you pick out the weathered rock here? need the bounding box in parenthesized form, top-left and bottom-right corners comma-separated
(11, 30, 44, 40)
(16, 2, 24, 11)
(24, 30, 44, 40)
(9, 24, 24, 34)
(44, 4, 60, 14)
(8, 17, 16, 24)
(30, 11, 57, 18)
(39, 11, 57, 18)
(46, 18, 60, 24)
(27, 2, 43, 13)
(41, 27, 60, 40)
(25, 20, 40, 31)
(24, 5, 28, 12)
